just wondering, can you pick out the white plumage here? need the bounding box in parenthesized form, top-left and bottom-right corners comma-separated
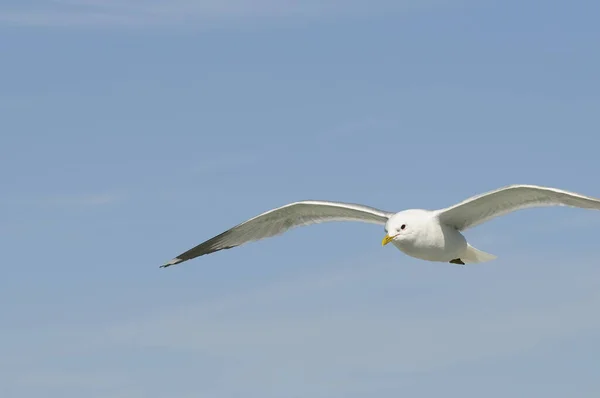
(437, 184, 600, 230)
(161, 184, 600, 268)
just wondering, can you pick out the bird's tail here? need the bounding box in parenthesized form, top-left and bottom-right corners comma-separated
(461, 244, 497, 264)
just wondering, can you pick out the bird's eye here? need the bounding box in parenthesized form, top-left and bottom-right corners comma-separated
(400, 224, 406, 230)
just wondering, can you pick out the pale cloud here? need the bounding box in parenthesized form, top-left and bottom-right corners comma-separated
(3, 252, 599, 397)
(193, 151, 259, 175)
(0, 192, 124, 207)
(0, 0, 455, 28)
(43, 193, 123, 206)
(10, 369, 128, 390)
(103, 269, 600, 372)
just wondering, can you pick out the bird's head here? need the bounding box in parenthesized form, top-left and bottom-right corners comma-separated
(381, 210, 426, 246)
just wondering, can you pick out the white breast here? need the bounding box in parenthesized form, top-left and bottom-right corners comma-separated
(392, 215, 467, 262)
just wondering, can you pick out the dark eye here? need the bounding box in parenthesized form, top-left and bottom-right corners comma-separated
(400, 224, 406, 230)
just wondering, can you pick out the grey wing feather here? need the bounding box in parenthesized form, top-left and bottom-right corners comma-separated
(161, 201, 393, 267)
(437, 184, 600, 231)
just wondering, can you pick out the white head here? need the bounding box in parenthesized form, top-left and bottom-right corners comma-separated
(381, 209, 430, 246)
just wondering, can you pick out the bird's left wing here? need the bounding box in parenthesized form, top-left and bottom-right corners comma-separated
(437, 184, 600, 231)
(161, 200, 393, 267)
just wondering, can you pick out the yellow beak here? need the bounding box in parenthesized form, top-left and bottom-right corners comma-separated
(381, 234, 394, 246)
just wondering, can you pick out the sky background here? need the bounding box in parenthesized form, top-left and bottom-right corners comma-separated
(1, 0, 600, 397)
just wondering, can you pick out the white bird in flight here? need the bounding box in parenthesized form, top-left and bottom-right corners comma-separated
(161, 184, 600, 268)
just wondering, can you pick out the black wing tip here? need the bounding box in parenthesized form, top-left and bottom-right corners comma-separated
(159, 244, 236, 269)
(160, 258, 183, 268)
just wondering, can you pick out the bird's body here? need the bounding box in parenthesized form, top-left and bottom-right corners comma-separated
(161, 184, 600, 268)
(386, 209, 468, 263)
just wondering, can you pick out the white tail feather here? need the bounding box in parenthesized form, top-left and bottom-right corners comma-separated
(461, 244, 497, 264)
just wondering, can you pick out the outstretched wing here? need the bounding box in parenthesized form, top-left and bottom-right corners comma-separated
(437, 184, 600, 231)
(161, 200, 393, 267)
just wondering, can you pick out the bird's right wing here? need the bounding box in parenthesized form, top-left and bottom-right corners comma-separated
(162, 200, 393, 267)
(437, 184, 600, 231)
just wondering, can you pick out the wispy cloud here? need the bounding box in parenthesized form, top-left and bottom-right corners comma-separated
(0, 192, 124, 207)
(4, 252, 599, 397)
(192, 151, 260, 175)
(3, 235, 599, 397)
(103, 268, 600, 372)
(43, 193, 123, 206)
(0, 0, 454, 28)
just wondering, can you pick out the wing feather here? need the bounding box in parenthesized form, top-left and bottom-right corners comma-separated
(161, 200, 393, 267)
(437, 184, 600, 231)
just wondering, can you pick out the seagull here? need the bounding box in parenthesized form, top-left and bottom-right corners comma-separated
(160, 184, 600, 268)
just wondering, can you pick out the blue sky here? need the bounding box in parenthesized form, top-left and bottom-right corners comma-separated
(1, 0, 600, 397)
